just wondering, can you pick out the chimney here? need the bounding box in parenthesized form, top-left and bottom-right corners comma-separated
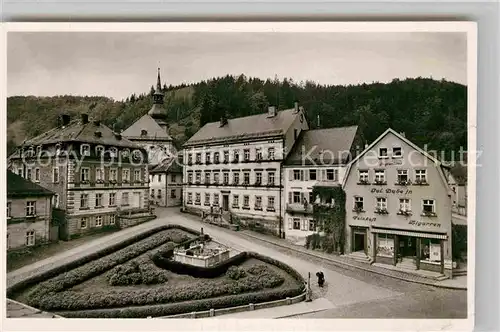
(365, 144, 368, 149)
(267, 106, 277, 118)
(294, 102, 299, 113)
(81, 113, 89, 124)
(61, 114, 70, 126)
(400, 132, 406, 138)
(219, 115, 228, 127)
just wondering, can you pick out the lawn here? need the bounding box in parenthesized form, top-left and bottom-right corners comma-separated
(10, 225, 305, 318)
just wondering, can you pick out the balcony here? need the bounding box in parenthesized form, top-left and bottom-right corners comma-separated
(286, 203, 313, 214)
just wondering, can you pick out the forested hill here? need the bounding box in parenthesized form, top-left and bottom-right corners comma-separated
(7, 76, 467, 159)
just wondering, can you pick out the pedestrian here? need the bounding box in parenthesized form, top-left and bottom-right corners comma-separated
(316, 271, 325, 287)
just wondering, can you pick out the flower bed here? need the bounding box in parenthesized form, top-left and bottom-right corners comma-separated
(26, 229, 195, 307)
(35, 262, 286, 311)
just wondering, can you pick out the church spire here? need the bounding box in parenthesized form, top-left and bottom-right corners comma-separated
(156, 67, 162, 92)
(152, 67, 164, 105)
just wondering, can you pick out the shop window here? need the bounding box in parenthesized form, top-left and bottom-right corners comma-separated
(377, 234, 394, 257)
(421, 238, 441, 262)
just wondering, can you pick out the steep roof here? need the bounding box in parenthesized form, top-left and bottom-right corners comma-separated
(21, 118, 142, 149)
(184, 108, 299, 146)
(122, 114, 173, 141)
(342, 128, 451, 192)
(285, 126, 359, 166)
(149, 157, 183, 174)
(7, 171, 54, 198)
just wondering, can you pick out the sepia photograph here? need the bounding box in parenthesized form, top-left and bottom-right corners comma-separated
(3, 22, 475, 329)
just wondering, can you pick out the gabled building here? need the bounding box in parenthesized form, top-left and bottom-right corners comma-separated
(282, 126, 361, 244)
(7, 170, 55, 250)
(122, 68, 175, 166)
(342, 128, 455, 278)
(8, 114, 150, 240)
(183, 103, 309, 236)
(149, 158, 183, 207)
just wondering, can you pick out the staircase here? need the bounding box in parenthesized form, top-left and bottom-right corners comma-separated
(346, 251, 372, 264)
(396, 257, 417, 271)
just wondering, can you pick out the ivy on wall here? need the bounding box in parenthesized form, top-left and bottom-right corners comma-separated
(308, 185, 346, 254)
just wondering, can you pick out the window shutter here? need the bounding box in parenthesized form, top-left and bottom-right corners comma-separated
(289, 170, 293, 181)
(288, 192, 292, 204)
(300, 170, 304, 181)
(288, 218, 292, 230)
(300, 192, 304, 203)
(322, 170, 326, 181)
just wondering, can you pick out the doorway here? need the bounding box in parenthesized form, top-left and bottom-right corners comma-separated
(399, 236, 417, 257)
(352, 228, 366, 253)
(222, 195, 229, 211)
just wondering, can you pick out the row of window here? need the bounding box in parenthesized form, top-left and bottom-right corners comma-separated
(358, 169, 428, 185)
(22, 144, 142, 159)
(150, 174, 179, 183)
(187, 170, 276, 186)
(187, 147, 276, 165)
(186, 193, 276, 211)
(289, 218, 317, 232)
(353, 197, 437, 216)
(7, 201, 38, 218)
(16, 167, 59, 183)
(150, 189, 177, 199)
(79, 167, 143, 183)
(377, 146, 403, 159)
(289, 169, 339, 182)
(6, 231, 36, 248)
(79, 192, 141, 209)
(80, 214, 116, 229)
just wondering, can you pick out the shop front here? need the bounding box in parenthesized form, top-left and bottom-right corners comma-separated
(372, 227, 448, 275)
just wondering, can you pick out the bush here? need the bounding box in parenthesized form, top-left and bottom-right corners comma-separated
(7, 224, 201, 298)
(26, 230, 193, 306)
(107, 257, 169, 286)
(226, 266, 246, 280)
(246, 264, 269, 276)
(36, 266, 285, 311)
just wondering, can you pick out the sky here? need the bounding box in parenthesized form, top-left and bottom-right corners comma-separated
(7, 31, 467, 101)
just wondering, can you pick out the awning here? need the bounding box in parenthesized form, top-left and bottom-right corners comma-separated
(371, 227, 448, 240)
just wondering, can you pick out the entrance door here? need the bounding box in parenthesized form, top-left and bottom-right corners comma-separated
(222, 195, 229, 211)
(133, 192, 142, 208)
(400, 236, 417, 257)
(353, 233, 366, 253)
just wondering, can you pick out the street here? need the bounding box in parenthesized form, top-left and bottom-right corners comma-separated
(156, 208, 467, 319)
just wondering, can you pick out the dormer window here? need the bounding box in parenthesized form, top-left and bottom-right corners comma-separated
(25, 146, 35, 158)
(55, 144, 62, 156)
(132, 150, 142, 160)
(95, 145, 105, 157)
(109, 147, 118, 158)
(141, 129, 148, 136)
(379, 148, 388, 159)
(121, 148, 130, 158)
(81, 144, 90, 156)
(392, 147, 402, 158)
(36, 146, 42, 156)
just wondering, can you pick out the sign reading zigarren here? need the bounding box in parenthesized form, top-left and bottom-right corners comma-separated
(408, 220, 441, 228)
(371, 188, 412, 195)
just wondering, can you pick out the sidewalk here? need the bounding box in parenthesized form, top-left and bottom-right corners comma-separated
(238, 230, 467, 290)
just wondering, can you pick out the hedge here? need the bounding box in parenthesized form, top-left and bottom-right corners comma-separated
(35, 263, 285, 311)
(7, 224, 202, 298)
(26, 229, 195, 307)
(151, 251, 249, 278)
(54, 287, 303, 318)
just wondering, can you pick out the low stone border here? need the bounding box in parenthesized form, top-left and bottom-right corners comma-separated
(7, 299, 64, 318)
(159, 292, 306, 318)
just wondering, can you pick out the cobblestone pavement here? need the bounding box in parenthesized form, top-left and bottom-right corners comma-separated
(7, 207, 468, 319)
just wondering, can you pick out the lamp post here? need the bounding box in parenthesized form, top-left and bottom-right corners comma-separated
(305, 272, 312, 302)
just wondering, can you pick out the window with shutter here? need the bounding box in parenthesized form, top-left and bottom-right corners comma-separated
(322, 170, 326, 181)
(300, 192, 304, 203)
(288, 192, 292, 204)
(304, 169, 309, 181)
(289, 170, 293, 181)
(288, 218, 292, 230)
(300, 170, 304, 181)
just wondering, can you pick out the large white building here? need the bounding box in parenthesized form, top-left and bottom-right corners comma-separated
(283, 126, 361, 244)
(183, 104, 309, 237)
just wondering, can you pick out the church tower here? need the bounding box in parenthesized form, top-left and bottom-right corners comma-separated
(148, 68, 168, 131)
